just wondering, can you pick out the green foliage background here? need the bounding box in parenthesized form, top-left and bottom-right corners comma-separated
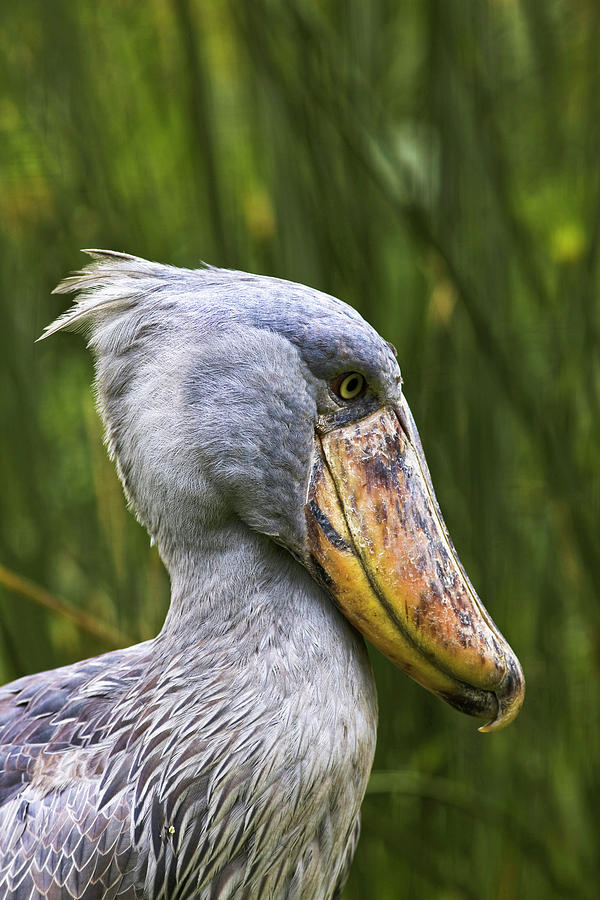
(1, 2, 598, 897)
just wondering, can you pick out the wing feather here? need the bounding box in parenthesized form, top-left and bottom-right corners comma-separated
(0, 649, 147, 898)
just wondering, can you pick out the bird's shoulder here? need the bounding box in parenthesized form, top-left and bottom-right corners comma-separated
(0, 646, 160, 898)
(0, 644, 153, 807)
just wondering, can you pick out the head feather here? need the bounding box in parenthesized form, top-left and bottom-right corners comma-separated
(38, 249, 191, 342)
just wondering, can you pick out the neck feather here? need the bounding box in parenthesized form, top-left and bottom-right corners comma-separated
(157, 521, 377, 714)
(148, 521, 378, 894)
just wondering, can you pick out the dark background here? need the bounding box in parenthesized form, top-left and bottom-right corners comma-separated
(1, 2, 598, 897)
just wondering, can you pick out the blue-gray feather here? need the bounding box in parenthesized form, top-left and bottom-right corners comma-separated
(0, 252, 402, 898)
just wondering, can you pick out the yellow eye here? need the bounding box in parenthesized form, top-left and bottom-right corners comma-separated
(332, 372, 366, 401)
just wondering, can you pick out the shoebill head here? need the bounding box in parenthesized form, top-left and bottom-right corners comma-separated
(41, 250, 524, 731)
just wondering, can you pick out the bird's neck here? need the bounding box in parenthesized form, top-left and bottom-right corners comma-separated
(151, 522, 377, 894)
(160, 521, 304, 635)
(157, 520, 377, 711)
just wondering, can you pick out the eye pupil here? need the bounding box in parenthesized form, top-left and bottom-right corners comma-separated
(334, 372, 365, 401)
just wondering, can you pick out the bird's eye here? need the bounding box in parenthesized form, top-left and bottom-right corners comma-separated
(332, 372, 366, 401)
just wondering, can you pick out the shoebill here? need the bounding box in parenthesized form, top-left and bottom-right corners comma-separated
(0, 252, 524, 899)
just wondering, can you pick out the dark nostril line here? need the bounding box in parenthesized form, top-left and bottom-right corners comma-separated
(393, 404, 411, 442)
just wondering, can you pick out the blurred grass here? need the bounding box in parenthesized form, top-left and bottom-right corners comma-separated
(1, 1, 598, 897)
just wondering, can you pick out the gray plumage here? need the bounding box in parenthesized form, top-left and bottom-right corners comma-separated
(0, 252, 402, 899)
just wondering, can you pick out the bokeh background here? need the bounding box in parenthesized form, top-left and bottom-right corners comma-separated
(1, 1, 598, 897)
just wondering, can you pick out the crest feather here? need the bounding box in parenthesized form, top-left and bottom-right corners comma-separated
(38, 249, 185, 342)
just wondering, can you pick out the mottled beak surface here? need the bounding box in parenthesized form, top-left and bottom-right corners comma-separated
(306, 398, 524, 732)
